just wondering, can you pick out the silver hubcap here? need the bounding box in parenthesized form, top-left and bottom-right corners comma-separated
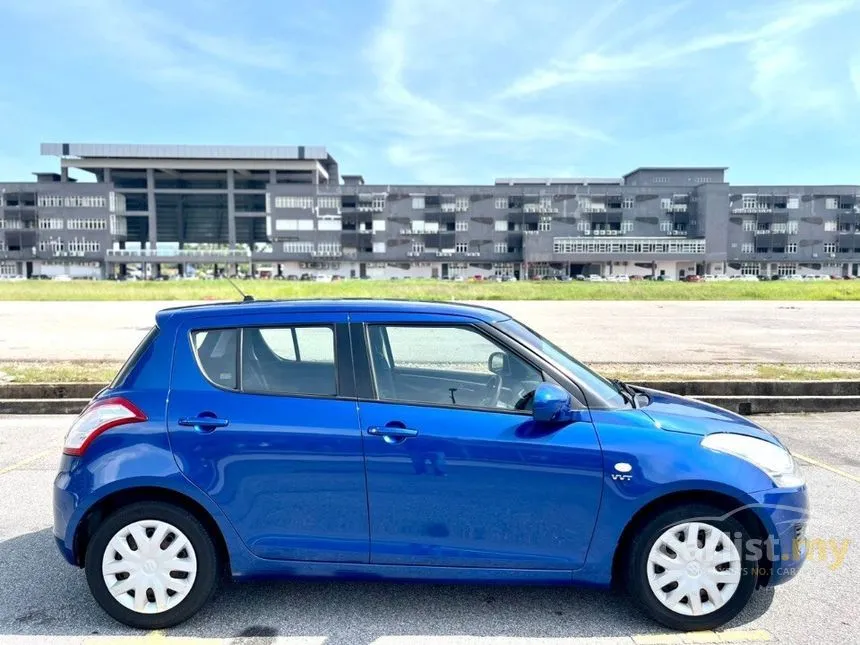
(102, 520, 197, 614)
(646, 521, 742, 616)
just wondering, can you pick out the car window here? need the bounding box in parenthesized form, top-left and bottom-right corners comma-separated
(368, 324, 542, 411)
(242, 326, 337, 396)
(192, 328, 239, 390)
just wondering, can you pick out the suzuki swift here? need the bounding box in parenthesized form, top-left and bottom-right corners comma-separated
(53, 299, 808, 631)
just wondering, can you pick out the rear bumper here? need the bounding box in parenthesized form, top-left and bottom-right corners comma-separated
(750, 485, 809, 585)
(53, 464, 79, 565)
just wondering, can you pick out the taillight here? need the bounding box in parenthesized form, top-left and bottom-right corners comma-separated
(63, 397, 147, 456)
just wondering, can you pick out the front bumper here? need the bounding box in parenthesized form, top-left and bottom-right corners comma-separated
(750, 485, 809, 585)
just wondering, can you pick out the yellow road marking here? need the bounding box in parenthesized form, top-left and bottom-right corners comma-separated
(0, 448, 56, 476)
(794, 452, 860, 484)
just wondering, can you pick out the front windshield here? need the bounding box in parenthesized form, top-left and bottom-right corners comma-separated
(495, 319, 627, 409)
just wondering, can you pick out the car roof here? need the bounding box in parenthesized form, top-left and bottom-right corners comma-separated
(155, 299, 511, 325)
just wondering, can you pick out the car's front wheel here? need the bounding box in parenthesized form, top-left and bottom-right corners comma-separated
(84, 501, 219, 629)
(627, 504, 760, 631)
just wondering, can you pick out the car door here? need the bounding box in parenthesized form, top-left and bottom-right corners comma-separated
(351, 313, 604, 570)
(167, 311, 369, 563)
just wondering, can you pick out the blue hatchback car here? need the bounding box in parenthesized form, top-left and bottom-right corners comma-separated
(54, 299, 808, 631)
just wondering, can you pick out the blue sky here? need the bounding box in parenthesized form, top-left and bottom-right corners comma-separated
(1, 0, 859, 185)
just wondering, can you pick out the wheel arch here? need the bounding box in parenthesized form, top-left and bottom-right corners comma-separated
(73, 485, 231, 577)
(610, 488, 772, 589)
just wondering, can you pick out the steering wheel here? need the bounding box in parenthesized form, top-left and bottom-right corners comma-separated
(481, 374, 504, 408)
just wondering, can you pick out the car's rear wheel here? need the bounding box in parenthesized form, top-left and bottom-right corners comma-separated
(626, 504, 760, 631)
(85, 501, 219, 629)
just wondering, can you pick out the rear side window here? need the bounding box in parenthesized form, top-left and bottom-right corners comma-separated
(110, 327, 159, 388)
(190, 325, 337, 396)
(192, 329, 239, 389)
(243, 326, 336, 396)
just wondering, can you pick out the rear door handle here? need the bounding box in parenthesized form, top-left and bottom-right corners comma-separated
(178, 416, 229, 430)
(367, 425, 419, 439)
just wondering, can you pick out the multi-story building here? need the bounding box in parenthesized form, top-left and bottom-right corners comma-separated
(1, 143, 858, 280)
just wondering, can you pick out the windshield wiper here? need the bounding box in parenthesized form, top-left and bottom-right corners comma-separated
(610, 378, 638, 408)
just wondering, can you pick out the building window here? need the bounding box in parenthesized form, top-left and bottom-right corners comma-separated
(372, 242, 386, 253)
(538, 220, 551, 232)
(37, 195, 64, 207)
(456, 196, 470, 211)
(39, 238, 65, 253)
(371, 195, 387, 211)
(786, 243, 798, 254)
(494, 220, 508, 232)
(282, 242, 314, 253)
(786, 220, 798, 234)
(825, 197, 838, 210)
(317, 196, 341, 210)
(274, 196, 314, 209)
(740, 263, 759, 275)
(314, 242, 341, 256)
(741, 243, 754, 253)
(494, 242, 507, 253)
(67, 239, 101, 254)
(38, 218, 64, 230)
(741, 195, 758, 210)
(411, 241, 425, 254)
(659, 220, 672, 233)
(66, 218, 107, 230)
(660, 198, 672, 210)
(317, 219, 342, 231)
(455, 220, 469, 232)
(787, 197, 800, 209)
(824, 221, 837, 232)
(455, 242, 469, 253)
(653, 177, 668, 183)
(622, 197, 635, 209)
(60, 196, 107, 208)
(742, 219, 755, 232)
(777, 264, 797, 276)
(495, 197, 509, 209)
(620, 221, 633, 234)
(823, 242, 837, 254)
(551, 237, 706, 254)
(771, 222, 786, 234)
(412, 196, 425, 209)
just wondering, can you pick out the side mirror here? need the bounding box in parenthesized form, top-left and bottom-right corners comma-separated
(487, 351, 510, 375)
(532, 383, 577, 423)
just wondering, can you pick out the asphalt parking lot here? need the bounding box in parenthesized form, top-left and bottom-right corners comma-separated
(2, 300, 860, 365)
(0, 413, 857, 645)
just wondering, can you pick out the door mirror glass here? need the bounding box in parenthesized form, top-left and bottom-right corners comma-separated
(532, 383, 573, 423)
(487, 351, 510, 375)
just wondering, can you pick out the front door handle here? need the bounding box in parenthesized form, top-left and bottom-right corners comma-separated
(367, 425, 419, 440)
(178, 416, 229, 431)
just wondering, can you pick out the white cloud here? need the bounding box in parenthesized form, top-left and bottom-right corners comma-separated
(364, 0, 611, 181)
(502, 0, 859, 106)
(8, 0, 297, 99)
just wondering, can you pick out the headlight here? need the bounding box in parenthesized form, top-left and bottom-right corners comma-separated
(701, 433, 805, 488)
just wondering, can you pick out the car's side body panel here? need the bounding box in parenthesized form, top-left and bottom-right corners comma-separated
(166, 312, 370, 563)
(575, 409, 806, 585)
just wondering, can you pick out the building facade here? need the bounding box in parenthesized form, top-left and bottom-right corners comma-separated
(1, 143, 858, 280)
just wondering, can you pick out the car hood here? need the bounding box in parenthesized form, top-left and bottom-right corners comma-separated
(635, 387, 782, 445)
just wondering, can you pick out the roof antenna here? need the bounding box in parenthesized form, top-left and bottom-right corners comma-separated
(223, 273, 254, 302)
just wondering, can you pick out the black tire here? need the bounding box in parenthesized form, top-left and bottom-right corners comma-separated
(626, 504, 760, 631)
(84, 501, 219, 629)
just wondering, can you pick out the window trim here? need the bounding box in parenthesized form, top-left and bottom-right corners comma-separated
(357, 320, 559, 416)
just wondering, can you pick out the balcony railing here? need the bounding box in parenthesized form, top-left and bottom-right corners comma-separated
(106, 249, 251, 258)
